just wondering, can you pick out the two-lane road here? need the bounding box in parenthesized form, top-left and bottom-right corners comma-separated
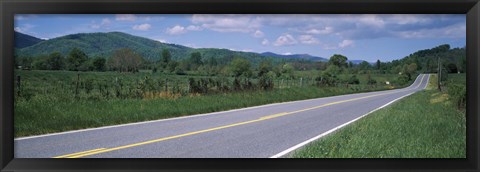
(15, 74, 430, 158)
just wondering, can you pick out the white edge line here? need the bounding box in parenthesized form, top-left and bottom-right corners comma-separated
(269, 92, 416, 158)
(270, 74, 429, 158)
(15, 74, 427, 141)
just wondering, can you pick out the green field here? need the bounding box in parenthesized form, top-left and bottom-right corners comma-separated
(291, 74, 466, 158)
(14, 70, 410, 137)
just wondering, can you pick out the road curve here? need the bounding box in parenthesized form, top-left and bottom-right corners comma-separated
(15, 74, 430, 158)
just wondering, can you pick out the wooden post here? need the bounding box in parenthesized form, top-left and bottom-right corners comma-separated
(437, 56, 442, 91)
(75, 73, 80, 97)
(16, 75, 21, 96)
(165, 78, 168, 92)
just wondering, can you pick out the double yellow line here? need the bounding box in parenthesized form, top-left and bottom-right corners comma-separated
(54, 74, 427, 158)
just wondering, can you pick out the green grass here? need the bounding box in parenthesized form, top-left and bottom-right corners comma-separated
(14, 70, 411, 137)
(291, 74, 466, 158)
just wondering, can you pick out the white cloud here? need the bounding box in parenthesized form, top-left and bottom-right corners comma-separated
(192, 14, 262, 33)
(396, 23, 465, 39)
(298, 35, 320, 45)
(283, 52, 293, 55)
(273, 33, 298, 46)
(166, 25, 186, 35)
(166, 25, 202, 35)
(186, 25, 202, 31)
(388, 14, 432, 25)
(101, 18, 111, 25)
(358, 14, 385, 28)
(116, 14, 137, 21)
(156, 39, 168, 43)
(14, 24, 35, 33)
(240, 49, 254, 52)
(339, 39, 354, 48)
(90, 18, 111, 29)
(261, 39, 269, 45)
(253, 30, 265, 38)
(133, 23, 151, 31)
(90, 24, 101, 29)
(305, 27, 334, 35)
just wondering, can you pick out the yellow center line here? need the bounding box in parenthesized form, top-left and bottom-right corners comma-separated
(54, 74, 428, 158)
(53, 148, 106, 158)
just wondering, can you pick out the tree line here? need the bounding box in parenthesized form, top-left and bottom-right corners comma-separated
(15, 44, 465, 87)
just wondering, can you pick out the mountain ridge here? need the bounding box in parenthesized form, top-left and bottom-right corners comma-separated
(16, 32, 328, 64)
(15, 31, 44, 49)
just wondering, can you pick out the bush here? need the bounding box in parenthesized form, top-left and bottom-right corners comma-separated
(367, 78, 377, 85)
(396, 74, 410, 86)
(447, 83, 466, 110)
(347, 75, 360, 85)
(258, 75, 274, 90)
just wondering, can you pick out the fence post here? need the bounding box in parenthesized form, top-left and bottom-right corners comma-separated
(16, 75, 21, 97)
(165, 78, 168, 92)
(300, 77, 303, 87)
(75, 73, 80, 97)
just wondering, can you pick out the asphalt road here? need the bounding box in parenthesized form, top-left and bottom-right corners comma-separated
(15, 74, 430, 158)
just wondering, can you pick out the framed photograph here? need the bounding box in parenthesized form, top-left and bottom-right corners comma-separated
(1, 0, 479, 171)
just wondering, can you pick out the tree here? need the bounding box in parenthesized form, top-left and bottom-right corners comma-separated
(402, 63, 418, 80)
(66, 48, 88, 71)
(108, 48, 143, 72)
(92, 57, 106, 71)
(258, 60, 272, 77)
(46, 52, 65, 70)
(161, 49, 172, 64)
(229, 58, 252, 77)
(167, 61, 179, 73)
(376, 59, 381, 70)
(190, 52, 203, 65)
(206, 56, 218, 66)
(18, 56, 34, 69)
(328, 54, 348, 68)
(281, 63, 295, 79)
(158, 49, 173, 72)
(358, 61, 371, 70)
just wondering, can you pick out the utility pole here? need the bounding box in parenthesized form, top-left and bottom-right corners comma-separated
(437, 56, 441, 91)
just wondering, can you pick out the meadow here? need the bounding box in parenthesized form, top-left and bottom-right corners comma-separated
(14, 70, 409, 137)
(291, 74, 466, 158)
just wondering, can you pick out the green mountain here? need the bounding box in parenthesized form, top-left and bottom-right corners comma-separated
(16, 32, 301, 65)
(15, 31, 44, 48)
(17, 32, 191, 62)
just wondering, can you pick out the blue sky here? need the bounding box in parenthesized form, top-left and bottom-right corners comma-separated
(14, 14, 466, 62)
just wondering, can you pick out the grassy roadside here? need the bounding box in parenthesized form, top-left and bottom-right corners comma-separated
(15, 84, 396, 138)
(291, 74, 466, 158)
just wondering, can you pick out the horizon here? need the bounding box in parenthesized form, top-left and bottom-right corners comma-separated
(15, 14, 466, 62)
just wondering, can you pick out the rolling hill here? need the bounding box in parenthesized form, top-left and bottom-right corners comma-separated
(16, 32, 331, 66)
(17, 32, 191, 62)
(15, 31, 44, 48)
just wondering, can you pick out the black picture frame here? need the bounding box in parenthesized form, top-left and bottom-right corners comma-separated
(1, 0, 479, 171)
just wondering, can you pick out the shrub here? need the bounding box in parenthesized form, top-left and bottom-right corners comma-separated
(258, 75, 274, 90)
(447, 83, 466, 110)
(367, 78, 377, 85)
(347, 75, 360, 85)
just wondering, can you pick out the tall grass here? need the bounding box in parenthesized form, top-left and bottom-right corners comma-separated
(14, 70, 411, 137)
(291, 74, 466, 158)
